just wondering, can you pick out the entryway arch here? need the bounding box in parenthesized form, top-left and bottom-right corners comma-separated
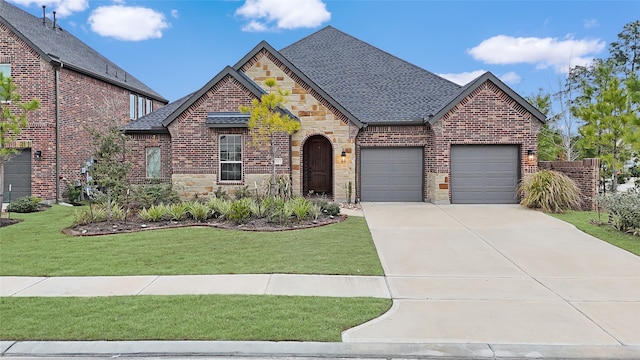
(302, 135, 333, 196)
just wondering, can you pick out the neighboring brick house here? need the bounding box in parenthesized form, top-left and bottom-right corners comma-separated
(0, 1, 167, 202)
(125, 26, 545, 204)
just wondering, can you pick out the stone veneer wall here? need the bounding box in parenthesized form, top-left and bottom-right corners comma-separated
(240, 50, 358, 202)
(538, 158, 600, 210)
(430, 80, 541, 203)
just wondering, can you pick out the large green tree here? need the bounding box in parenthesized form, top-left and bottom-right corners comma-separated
(0, 73, 40, 197)
(526, 89, 563, 161)
(573, 60, 638, 192)
(240, 78, 300, 194)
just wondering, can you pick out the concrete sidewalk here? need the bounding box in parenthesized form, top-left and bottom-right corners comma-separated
(0, 274, 389, 298)
(2, 340, 640, 359)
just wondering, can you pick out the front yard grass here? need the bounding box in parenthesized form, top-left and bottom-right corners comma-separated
(550, 211, 640, 256)
(0, 295, 391, 341)
(0, 205, 383, 276)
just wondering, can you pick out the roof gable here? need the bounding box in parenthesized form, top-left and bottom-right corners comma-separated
(0, 1, 166, 102)
(427, 72, 546, 125)
(279, 26, 462, 124)
(234, 40, 364, 129)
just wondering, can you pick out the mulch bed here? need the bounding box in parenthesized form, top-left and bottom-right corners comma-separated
(63, 213, 347, 236)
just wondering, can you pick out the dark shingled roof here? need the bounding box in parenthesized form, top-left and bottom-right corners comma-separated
(279, 26, 462, 124)
(0, 1, 166, 102)
(206, 112, 250, 128)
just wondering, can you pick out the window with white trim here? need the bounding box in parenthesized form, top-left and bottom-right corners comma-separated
(146, 99, 153, 115)
(129, 94, 136, 119)
(219, 135, 242, 181)
(146, 147, 161, 178)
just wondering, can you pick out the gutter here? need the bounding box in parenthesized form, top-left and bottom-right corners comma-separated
(49, 54, 62, 203)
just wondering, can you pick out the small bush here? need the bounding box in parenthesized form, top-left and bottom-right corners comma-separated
(73, 208, 93, 225)
(214, 187, 229, 200)
(228, 198, 253, 224)
(7, 196, 41, 213)
(139, 204, 167, 222)
(233, 185, 252, 200)
(290, 197, 312, 221)
(167, 202, 189, 221)
(322, 202, 341, 216)
(518, 170, 582, 213)
(308, 203, 322, 220)
(207, 197, 232, 219)
(597, 192, 640, 234)
(188, 201, 210, 222)
(108, 202, 127, 221)
(131, 183, 179, 209)
(250, 198, 269, 218)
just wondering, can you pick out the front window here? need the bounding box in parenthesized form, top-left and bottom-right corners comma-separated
(146, 99, 152, 115)
(0, 64, 10, 77)
(138, 95, 144, 118)
(146, 147, 161, 178)
(219, 135, 242, 181)
(130, 94, 136, 119)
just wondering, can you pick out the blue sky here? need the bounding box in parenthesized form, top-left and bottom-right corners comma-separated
(9, 0, 639, 102)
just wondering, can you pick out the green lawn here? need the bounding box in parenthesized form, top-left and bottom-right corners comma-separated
(0, 205, 384, 276)
(0, 295, 391, 341)
(550, 211, 640, 256)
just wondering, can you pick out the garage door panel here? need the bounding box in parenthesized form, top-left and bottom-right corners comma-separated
(3, 149, 32, 199)
(361, 148, 423, 202)
(451, 145, 519, 204)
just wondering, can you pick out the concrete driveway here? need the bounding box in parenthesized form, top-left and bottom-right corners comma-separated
(343, 203, 640, 345)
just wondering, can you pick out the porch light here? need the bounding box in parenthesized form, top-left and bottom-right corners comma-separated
(341, 150, 347, 163)
(34, 150, 42, 159)
(527, 149, 536, 161)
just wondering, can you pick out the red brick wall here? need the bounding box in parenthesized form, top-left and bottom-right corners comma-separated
(1, 23, 57, 199)
(162, 74, 290, 184)
(127, 133, 172, 184)
(538, 158, 600, 210)
(355, 125, 431, 201)
(2, 23, 166, 201)
(432, 80, 540, 201)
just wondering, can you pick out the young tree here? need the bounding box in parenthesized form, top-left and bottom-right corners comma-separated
(0, 73, 40, 196)
(87, 124, 131, 221)
(573, 60, 638, 192)
(240, 78, 300, 194)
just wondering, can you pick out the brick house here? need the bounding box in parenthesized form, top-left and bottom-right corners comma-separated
(125, 26, 545, 204)
(0, 1, 167, 202)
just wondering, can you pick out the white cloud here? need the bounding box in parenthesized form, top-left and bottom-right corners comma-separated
(438, 70, 486, 86)
(236, 0, 330, 32)
(468, 35, 605, 73)
(583, 19, 599, 29)
(9, 0, 88, 17)
(88, 5, 170, 41)
(171, 9, 179, 19)
(500, 71, 521, 85)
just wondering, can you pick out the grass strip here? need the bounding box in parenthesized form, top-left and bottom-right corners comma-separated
(0, 205, 383, 276)
(550, 211, 639, 256)
(0, 295, 391, 341)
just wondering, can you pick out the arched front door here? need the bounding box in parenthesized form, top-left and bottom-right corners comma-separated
(303, 135, 333, 195)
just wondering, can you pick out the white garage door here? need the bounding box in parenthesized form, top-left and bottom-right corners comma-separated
(451, 145, 519, 204)
(361, 147, 423, 202)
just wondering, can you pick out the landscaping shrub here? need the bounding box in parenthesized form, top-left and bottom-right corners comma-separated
(597, 191, 640, 235)
(139, 204, 167, 222)
(228, 198, 253, 224)
(131, 183, 179, 209)
(167, 202, 189, 221)
(207, 198, 231, 219)
(308, 203, 322, 220)
(233, 185, 252, 200)
(188, 202, 210, 222)
(322, 202, 341, 216)
(290, 197, 312, 221)
(518, 170, 582, 213)
(249, 198, 269, 218)
(73, 208, 93, 225)
(7, 196, 41, 213)
(214, 187, 229, 200)
(108, 202, 128, 221)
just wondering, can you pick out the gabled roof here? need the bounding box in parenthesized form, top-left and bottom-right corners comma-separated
(279, 26, 462, 124)
(0, 1, 166, 102)
(160, 66, 267, 128)
(233, 40, 364, 129)
(427, 72, 546, 125)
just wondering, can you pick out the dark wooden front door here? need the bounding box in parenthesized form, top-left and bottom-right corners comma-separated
(303, 135, 332, 195)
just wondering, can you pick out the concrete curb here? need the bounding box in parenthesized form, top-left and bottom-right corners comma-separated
(1, 341, 639, 359)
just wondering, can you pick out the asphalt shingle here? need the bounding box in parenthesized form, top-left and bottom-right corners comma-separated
(279, 26, 462, 124)
(0, 1, 166, 101)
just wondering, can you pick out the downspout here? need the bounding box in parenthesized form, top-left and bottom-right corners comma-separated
(50, 56, 62, 203)
(289, 134, 293, 197)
